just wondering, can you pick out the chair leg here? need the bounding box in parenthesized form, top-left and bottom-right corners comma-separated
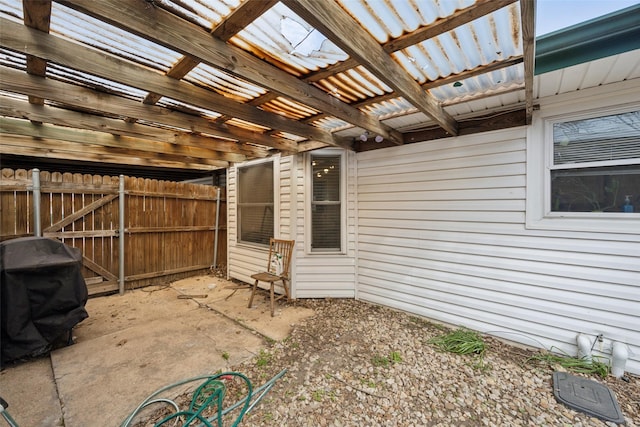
(248, 279, 259, 308)
(281, 279, 290, 301)
(269, 282, 275, 317)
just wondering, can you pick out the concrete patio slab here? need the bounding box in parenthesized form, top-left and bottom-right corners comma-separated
(0, 275, 315, 426)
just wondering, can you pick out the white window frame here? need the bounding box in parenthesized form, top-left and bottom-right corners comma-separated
(305, 148, 347, 254)
(526, 86, 640, 235)
(235, 157, 280, 247)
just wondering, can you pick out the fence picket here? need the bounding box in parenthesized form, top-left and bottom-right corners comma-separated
(0, 168, 226, 295)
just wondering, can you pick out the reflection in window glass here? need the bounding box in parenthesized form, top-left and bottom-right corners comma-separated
(311, 155, 341, 251)
(238, 162, 273, 245)
(551, 111, 640, 213)
(551, 166, 639, 212)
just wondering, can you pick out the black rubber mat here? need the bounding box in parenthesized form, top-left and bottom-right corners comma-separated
(553, 372, 625, 424)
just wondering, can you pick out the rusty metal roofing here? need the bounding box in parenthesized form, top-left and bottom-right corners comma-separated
(232, 2, 348, 75)
(0, 0, 526, 137)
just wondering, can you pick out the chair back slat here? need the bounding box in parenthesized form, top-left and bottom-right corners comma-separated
(266, 238, 295, 278)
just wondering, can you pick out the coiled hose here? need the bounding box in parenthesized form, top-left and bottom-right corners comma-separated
(121, 369, 286, 427)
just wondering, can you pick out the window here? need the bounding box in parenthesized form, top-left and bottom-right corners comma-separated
(310, 153, 342, 252)
(550, 111, 640, 213)
(526, 95, 640, 234)
(237, 161, 273, 245)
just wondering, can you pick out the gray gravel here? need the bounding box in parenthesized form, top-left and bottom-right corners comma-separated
(231, 299, 639, 427)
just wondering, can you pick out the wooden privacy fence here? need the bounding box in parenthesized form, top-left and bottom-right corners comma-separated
(0, 168, 226, 295)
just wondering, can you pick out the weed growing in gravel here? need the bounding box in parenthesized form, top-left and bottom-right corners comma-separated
(528, 349, 609, 378)
(221, 351, 230, 361)
(360, 378, 377, 388)
(312, 389, 325, 402)
(371, 351, 403, 368)
(390, 351, 402, 363)
(256, 349, 271, 367)
(428, 328, 488, 370)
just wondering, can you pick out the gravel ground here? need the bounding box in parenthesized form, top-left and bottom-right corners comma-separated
(141, 298, 639, 426)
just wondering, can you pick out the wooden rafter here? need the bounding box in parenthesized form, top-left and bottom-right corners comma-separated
(0, 19, 337, 146)
(282, 0, 459, 137)
(0, 66, 290, 153)
(0, 97, 249, 162)
(520, 0, 536, 124)
(0, 117, 231, 165)
(0, 136, 224, 170)
(0, 0, 539, 176)
(22, 0, 51, 106)
(57, 0, 403, 144)
(143, 0, 276, 106)
(305, 0, 518, 83)
(303, 57, 524, 126)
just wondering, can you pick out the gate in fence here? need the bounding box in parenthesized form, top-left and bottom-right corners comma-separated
(0, 168, 226, 295)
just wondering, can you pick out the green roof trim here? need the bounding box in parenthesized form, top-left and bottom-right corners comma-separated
(535, 4, 640, 75)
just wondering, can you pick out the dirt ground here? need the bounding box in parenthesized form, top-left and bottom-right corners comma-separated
(3, 274, 638, 426)
(132, 297, 640, 427)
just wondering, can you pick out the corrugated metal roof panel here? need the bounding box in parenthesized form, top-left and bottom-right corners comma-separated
(312, 116, 352, 132)
(275, 0, 523, 133)
(46, 63, 149, 101)
(225, 117, 271, 132)
(0, 0, 20, 22)
(392, 4, 521, 82)
(185, 62, 266, 102)
(361, 97, 416, 120)
(430, 64, 524, 101)
(0, 47, 25, 70)
(260, 97, 319, 120)
(231, 2, 348, 75)
(156, 0, 242, 30)
(50, 3, 182, 72)
(336, 0, 477, 43)
(314, 67, 391, 103)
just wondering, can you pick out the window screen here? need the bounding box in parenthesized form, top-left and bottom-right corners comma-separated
(238, 162, 273, 245)
(311, 155, 341, 251)
(551, 111, 640, 213)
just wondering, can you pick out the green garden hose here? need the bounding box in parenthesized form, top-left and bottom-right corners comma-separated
(121, 369, 286, 427)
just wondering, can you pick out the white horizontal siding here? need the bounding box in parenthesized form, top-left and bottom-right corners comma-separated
(291, 149, 357, 298)
(227, 156, 294, 292)
(356, 125, 640, 375)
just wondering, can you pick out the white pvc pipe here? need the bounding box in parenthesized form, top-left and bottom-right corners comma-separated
(611, 342, 629, 378)
(576, 333, 593, 361)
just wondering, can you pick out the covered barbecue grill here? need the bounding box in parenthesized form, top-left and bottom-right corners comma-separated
(1, 237, 88, 365)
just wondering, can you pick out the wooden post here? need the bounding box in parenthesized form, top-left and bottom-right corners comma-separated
(118, 175, 125, 295)
(32, 169, 41, 237)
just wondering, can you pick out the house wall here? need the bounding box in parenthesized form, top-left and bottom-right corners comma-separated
(293, 149, 358, 299)
(227, 150, 358, 298)
(227, 155, 294, 287)
(355, 81, 640, 374)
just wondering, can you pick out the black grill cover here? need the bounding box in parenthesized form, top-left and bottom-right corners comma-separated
(1, 237, 88, 364)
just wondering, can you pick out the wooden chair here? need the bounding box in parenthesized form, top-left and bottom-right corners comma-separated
(248, 238, 295, 317)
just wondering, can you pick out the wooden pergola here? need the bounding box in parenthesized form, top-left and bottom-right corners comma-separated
(1, 0, 535, 178)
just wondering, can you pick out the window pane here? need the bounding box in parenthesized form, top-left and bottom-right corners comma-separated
(313, 156, 340, 202)
(239, 205, 273, 244)
(311, 205, 341, 249)
(311, 154, 341, 251)
(238, 163, 273, 203)
(238, 162, 273, 245)
(551, 165, 640, 212)
(553, 111, 640, 165)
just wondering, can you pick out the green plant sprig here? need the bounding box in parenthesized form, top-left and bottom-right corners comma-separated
(427, 328, 486, 356)
(528, 348, 609, 378)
